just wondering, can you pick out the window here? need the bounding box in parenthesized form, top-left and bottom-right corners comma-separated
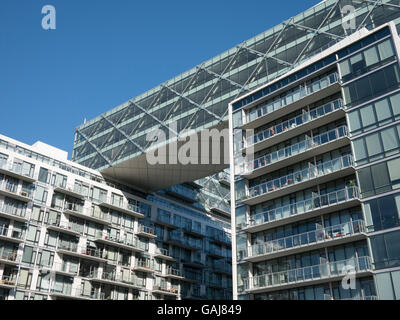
(22, 246, 36, 266)
(25, 225, 40, 245)
(358, 157, 400, 197)
(34, 185, 48, 204)
(17, 270, 32, 290)
(38, 167, 49, 184)
(364, 192, 400, 232)
(353, 124, 400, 165)
(371, 229, 400, 269)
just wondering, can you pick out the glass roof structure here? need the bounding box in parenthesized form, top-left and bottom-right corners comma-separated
(72, 0, 400, 191)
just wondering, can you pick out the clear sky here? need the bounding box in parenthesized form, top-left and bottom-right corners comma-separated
(0, 0, 318, 158)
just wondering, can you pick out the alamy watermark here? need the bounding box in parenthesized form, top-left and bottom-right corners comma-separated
(41, 5, 56, 30)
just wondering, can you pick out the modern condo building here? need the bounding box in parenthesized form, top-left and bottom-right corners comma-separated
(0, 135, 232, 300)
(229, 22, 400, 300)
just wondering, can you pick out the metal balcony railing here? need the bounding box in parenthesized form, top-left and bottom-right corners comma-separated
(243, 256, 372, 291)
(245, 72, 339, 125)
(247, 187, 360, 229)
(246, 99, 343, 148)
(247, 154, 354, 200)
(245, 126, 349, 174)
(244, 220, 366, 259)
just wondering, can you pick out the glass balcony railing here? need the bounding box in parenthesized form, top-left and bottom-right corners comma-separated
(245, 220, 365, 259)
(0, 226, 24, 240)
(244, 256, 372, 291)
(166, 267, 183, 277)
(138, 225, 156, 236)
(57, 243, 105, 259)
(246, 99, 343, 148)
(0, 161, 35, 180)
(245, 72, 339, 125)
(247, 154, 354, 200)
(0, 203, 27, 219)
(0, 249, 20, 263)
(95, 231, 143, 251)
(0, 275, 17, 286)
(135, 259, 154, 270)
(0, 181, 34, 200)
(47, 219, 82, 234)
(155, 247, 172, 258)
(101, 197, 145, 216)
(165, 185, 198, 201)
(247, 187, 360, 229)
(245, 126, 349, 174)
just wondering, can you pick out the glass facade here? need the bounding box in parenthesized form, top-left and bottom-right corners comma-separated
(230, 19, 400, 300)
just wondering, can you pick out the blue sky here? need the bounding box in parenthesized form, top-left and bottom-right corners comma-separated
(0, 0, 318, 158)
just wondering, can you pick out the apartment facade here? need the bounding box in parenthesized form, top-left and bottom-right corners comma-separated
(229, 22, 400, 300)
(0, 135, 232, 300)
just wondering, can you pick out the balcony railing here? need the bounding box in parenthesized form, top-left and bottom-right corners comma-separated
(245, 126, 349, 174)
(243, 256, 372, 291)
(57, 243, 105, 259)
(64, 204, 111, 224)
(95, 232, 142, 250)
(47, 219, 82, 234)
(324, 294, 378, 300)
(244, 220, 366, 259)
(0, 226, 24, 240)
(246, 99, 343, 148)
(153, 284, 180, 295)
(0, 250, 20, 263)
(246, 187, 360, 229)
(166, 267, 183, 277)
(245, 72, 339, 125)
(100, 197, 145, 216)
(0, 275, 17, 287)
(0, 203, 27, 220)
(0, 161, 36, 181)
(247, 154, 354, 200)
(0, 181, 34, 200)
(138, 225, 156, 236)
(135, 259, 154, 270)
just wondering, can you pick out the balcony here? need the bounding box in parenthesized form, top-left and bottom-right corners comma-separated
(242, 126, 350, 180)
(56, 244, 107, 263)
(167, 232, 203, 250)
(209, 233, 231, 246)
(63, 204, 111, 225)
(166, 267, 184, 280)
(50, 285, 105, 300)
(0, 161, 36, 183)
(241, 72, 340, 130)
(94, 232, 144, 253)
(0, 250, 20, 265)
(98, 198, 145, 219)
(88, 270, 144, 290)
(244, 155, 355, 206)
(0, 275, 16, 289)
(0, 182, 33, 203)
(242, 220, 367, 262)
(0, 204, 28, 222)
(53, 183, 86, 200)
(44, 262, 78, 277)
(134, 259, 154, 273)
(182, 225, 205, 238)
(243, 187, 361, 233)
(0, 226, 24, 244)
(154, 248, 176, 262)
(46, 219, 82, 236)
(243, 256, 373, 294)
(245, 99, 345, 154)
(182, 259, 205, 269)
(213, 263, 232, 275)
(136, 225, 157, 239)
(152, 284, 180, 296)
(156, 214, 179, 229)
(165, 185, 198, 203)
